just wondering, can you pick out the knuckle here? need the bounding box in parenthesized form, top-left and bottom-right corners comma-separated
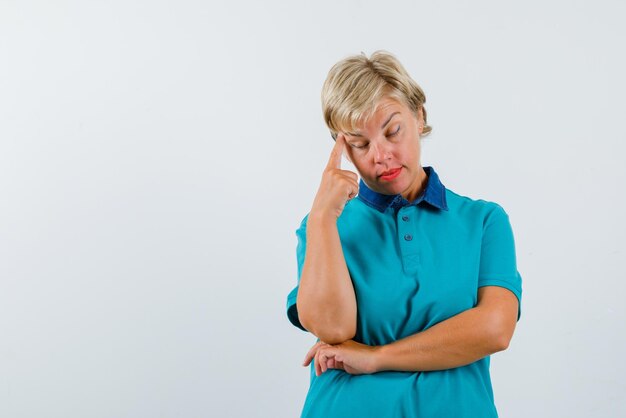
(325, 168, 339, 177)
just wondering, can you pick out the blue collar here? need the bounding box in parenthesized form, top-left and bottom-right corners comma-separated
(357, 166, 449, 212)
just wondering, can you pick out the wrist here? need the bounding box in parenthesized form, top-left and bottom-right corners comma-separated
(372, 344, 389, 373)
(308, 209, 338, 224)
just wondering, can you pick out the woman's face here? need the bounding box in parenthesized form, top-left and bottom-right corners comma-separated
(342, 96, 426, 201)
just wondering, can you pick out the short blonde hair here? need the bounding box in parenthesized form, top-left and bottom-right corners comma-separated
(321, 50, 431, 138)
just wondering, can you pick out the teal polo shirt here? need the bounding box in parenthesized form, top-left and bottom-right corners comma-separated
(286, 166, 523, 418)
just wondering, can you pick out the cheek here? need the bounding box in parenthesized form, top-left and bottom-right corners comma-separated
(403, 140, 420, 159)
(346, 148, 357, 164)
(351, 156, 373, 177)
(349, 150, 367, 165)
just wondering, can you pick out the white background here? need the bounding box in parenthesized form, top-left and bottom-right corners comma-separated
(1, 0, 625, 417)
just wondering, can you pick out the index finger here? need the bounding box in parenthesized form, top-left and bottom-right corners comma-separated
(303, 341, 325, 366)
(325, 133, 346, 171)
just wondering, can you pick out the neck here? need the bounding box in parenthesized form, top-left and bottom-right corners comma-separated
(402, 166, 428, 202)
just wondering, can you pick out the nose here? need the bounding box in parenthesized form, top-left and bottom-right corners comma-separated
(371, 141, 392, 163)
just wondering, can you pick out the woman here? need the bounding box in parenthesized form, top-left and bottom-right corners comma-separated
(286, 51, 522, 418)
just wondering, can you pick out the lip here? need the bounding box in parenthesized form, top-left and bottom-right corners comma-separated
(379, 167, 402, 181)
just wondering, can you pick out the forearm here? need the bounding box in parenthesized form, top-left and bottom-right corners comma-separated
(376, 305, 509, 372)
(297, 214, 357, 344)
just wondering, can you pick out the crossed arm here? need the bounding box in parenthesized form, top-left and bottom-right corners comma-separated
(296, 210, 519, 375)
(301, 286, 519, 376)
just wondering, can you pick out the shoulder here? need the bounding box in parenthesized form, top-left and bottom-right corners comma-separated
(442, 189, 517, 251)
(444, 188, 509, 222)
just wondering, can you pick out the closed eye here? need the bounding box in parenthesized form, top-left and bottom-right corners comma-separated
(388, 126, 400, 137)
(350, 143, 368, 149)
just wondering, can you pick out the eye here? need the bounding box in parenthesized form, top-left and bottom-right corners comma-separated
(387, 126, 401, 137)
(350, 142, 368, 149)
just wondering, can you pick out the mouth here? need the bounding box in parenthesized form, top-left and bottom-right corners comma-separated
(379, 167, 402, 181)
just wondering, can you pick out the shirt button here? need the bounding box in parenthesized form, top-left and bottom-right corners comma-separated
(404, 234, 413, 241)
(402, 216, 409, 221)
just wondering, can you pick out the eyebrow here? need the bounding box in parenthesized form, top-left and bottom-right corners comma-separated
(349, 112, 400, 137)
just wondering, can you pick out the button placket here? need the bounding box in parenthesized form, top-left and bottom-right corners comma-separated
(397, 207, 420, 274)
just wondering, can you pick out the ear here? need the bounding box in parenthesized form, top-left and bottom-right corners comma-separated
(417, 108, 425, 133)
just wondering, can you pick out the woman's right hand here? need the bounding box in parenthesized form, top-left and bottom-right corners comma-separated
(310, 134, 359, 221)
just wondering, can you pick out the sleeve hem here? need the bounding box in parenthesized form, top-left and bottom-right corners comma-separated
(287, 292, 307, 332)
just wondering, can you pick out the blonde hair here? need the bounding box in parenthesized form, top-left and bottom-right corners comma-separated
(321, 50, 431, 139)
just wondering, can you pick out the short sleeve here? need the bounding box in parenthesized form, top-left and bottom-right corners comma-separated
(286, 216, 308, 331)
(477, 204, 523, 320)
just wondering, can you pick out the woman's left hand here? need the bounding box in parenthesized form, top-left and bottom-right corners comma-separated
(302, 340, 381, 376)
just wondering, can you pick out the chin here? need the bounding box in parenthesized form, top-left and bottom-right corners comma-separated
(377, 182, 405, 196)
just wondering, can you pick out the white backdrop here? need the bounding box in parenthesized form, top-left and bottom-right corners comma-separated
(1, 1, 625, 417)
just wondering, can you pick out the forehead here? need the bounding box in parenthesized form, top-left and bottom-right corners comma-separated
(375, 98, 408, 116)
(348, 98, 408, 135)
